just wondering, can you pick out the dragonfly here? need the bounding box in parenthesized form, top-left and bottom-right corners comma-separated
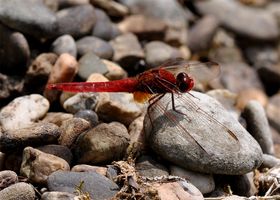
(46, 58, 239, 153)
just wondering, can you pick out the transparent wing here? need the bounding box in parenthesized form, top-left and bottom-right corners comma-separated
(159, 58, 221, 85)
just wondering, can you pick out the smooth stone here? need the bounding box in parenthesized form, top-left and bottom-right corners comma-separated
(195, 0, 279, 40)
(242, 100, 274, 155)
(220, 62, 263, 93)
(91, 0, 128, 17)
(0, 182, 35, 200)
(187, 15, 219, 52)
(47, 171, 119, 199)
(37, 144, 73, 164)
(24, 53, 57, 93)
(62, 92, 98, 113)
(118, 14, 166, 41)
(74, 122, 129, 164)
(261, 154, 280, 168)
(59, 118, 91, 148)
(102, 59, 128, 80)
(110, 33, 144, 69)
(92, 8, 120, 41)
(76, 36, 114, 59)
(170, 165, 215, 194)
(267, 93, 280, 132)
(0, 170, 18, 190)
(209, 29, 244, 63)
(153, 181, 203, 200)
(0, 24, 30, 75)
(56, 4, 96, 37)
(206, 89, 239, 120)
(44, 53, 78, 102)
(0, 73, 24, 101)
(71, 164, 107, 176)
(42, 112, 73, 127)
(236, 88, 268, 110)
(144, 91, 263, 175)
(0, 0, 57, 39)
(21, 147, 70, 184)
(135, 155, 169, 178)
(0, 94, 49, 131)
(0, 122, 61, 153)
(144, 41, 182, 68)
(74, 110, 99, 127)
(51, 35, 77, 58)
(41, 191, 76, 200)
(95, 92, 142, 126)
(120, 0, 187, 45)
(77, 52, 108, 80)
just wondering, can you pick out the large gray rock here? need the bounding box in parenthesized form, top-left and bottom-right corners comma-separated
(0, 0, 57, 39)
(144, 91, 263, 175)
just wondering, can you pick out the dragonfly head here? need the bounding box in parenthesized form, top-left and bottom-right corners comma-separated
(176, 72, 194, 93)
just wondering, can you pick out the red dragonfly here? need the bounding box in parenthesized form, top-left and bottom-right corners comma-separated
(47, 58, 239, 152)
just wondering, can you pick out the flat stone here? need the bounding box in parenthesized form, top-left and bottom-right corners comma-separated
(102, 59, 128, 80)
(56, 4, 96, 37)
(0, 122, 61, 153)
(20, 147, 70, 184)
(261, 154, 280, 169)
(144, 91, 263, 175)
(170, 165, 215, 194)
(95, 92, 142, 126)
(195, 0, 279, 40)
(74, 122, 129, 164)
(0, 94, 49, 131)
(76, 36, 114, 59)
(118, 14, 166, 40)
(77, 52, 108, 80)
(120, 0, 188, 45)
(51, 35, 77, 58)
(92, 8, 120, 41)
(110, 33, 144, 69)
(37, 144, 73, 164)
(47, 171, 119, 200)
(71, 165, 107, 176)
(144, 41, 182, 68)
(59, 118, 91, 148)
(187, 15, 219, 52)
(42, 112, 73, 127)
(220, 62, 263, 93)
(242, 100, 274, 155)
(0, 0, 57, 39)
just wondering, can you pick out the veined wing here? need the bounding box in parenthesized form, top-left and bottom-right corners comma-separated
(159, 58, 221, 85)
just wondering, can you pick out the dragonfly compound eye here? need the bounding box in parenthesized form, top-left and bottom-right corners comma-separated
(176, 72, 194, 92)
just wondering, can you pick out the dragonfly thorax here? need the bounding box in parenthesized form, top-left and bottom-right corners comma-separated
(176, 72, 194, 93)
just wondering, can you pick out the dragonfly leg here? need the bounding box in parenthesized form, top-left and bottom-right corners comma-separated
(171, 93, 191, 122)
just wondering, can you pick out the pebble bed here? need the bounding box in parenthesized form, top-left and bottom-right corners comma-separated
(1, 0, 280, 199)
